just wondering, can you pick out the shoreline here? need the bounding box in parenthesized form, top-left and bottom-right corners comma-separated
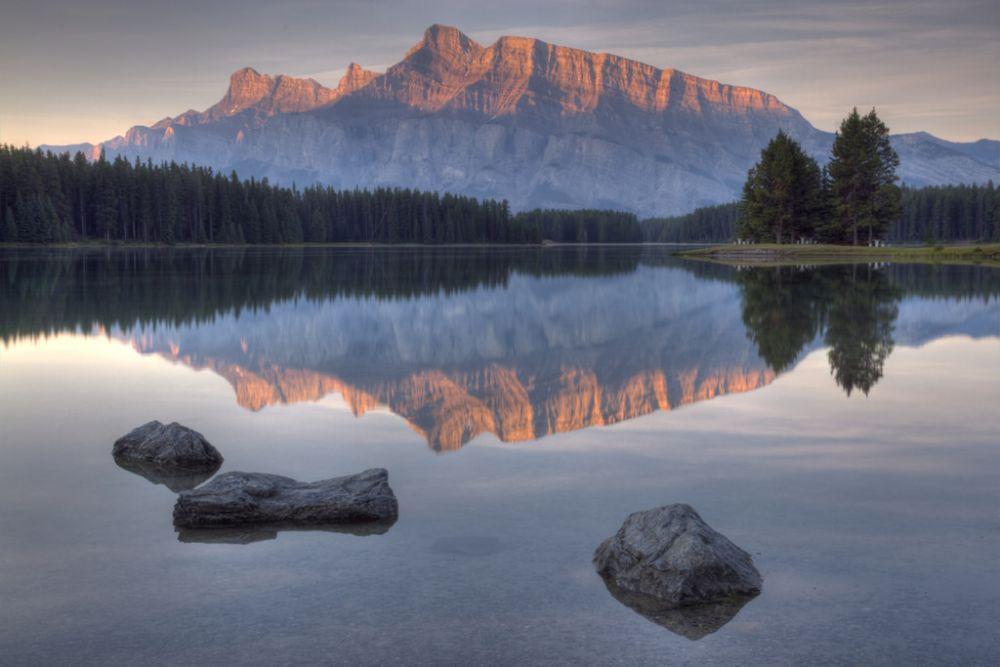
(0, 241, 700, 250)
(2, 241, 997, 267)
(678, 243, 1000, 267)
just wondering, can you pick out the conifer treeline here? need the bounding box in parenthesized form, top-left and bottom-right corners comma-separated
(642, 203, 741, 243)
(643, 183, 1000, 244)
(5, 144, 994, 246)
(0, 146, 648, 245)
(0, 145, 534, 244)
(512, 209, 643, 243)
(896, 184, 1000, 243)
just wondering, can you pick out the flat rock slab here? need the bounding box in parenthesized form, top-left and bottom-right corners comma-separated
(113, 421, 223, 469)
(173, 468, 399, 529)
(594, 504, 761, 609)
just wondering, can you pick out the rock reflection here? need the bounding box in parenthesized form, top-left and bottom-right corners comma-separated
(176, 519, 396, 544)
(113, 458, 221, 492)
(600, 577, 756, 640)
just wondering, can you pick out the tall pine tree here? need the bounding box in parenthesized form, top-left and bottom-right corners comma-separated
(825, 108, 901, 245)
(2, 206, 17, 242)
(737, 131, 823, 243)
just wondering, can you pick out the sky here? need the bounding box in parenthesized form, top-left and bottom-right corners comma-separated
(1, 0, 997, 146)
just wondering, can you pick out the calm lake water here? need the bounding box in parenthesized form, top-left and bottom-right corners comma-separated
(1, 247, 998, 665)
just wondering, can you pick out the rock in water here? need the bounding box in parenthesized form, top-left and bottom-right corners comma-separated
(173, 468, 399, 528)
(113, 421, 223, 469)
(593, 504, 761, 608)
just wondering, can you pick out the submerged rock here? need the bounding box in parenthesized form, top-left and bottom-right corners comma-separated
(114, 457, 221, 493)
(593, 504, 761, 609)
(113, 421, 223, 469)
(173, 468, 399, 529)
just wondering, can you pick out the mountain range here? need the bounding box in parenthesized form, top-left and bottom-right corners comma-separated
(48, 24, 1000, 217)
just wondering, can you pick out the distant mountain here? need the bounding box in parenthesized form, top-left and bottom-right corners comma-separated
(45, 24, 999, 217)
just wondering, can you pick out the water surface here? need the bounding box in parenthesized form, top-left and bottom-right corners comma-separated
(1, 248, 998, 665)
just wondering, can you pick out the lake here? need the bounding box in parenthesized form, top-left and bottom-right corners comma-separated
(1, 247, 998, 665)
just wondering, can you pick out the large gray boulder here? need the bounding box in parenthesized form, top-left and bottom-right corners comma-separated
(173, 468, 399, 528)
(594, 504, 761, 609)
(113, 421, 223, 469)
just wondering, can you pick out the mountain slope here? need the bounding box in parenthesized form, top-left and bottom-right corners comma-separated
(48, 25, 999, 217)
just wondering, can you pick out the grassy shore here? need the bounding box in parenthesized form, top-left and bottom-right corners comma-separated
(679, 243, 1000, 267)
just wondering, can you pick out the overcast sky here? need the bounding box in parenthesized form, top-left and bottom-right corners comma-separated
(1, 0, 997, 146)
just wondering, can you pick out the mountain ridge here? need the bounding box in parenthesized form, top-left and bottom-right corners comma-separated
(45, 24, 999, 217)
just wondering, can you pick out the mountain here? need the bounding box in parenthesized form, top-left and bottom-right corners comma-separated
(45, 24, 999, 216)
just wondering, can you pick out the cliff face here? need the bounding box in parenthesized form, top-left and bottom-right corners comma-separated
(69, 24, 999, 217)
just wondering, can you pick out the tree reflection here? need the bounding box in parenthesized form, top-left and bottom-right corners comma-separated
(825, 266, 900, 395)
(738, 264, 901, 395)
(738, 267, 827, 372)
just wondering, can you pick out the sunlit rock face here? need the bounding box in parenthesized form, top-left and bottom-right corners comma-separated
(50, 25, 998, 217)
(124, 265, 775, 451)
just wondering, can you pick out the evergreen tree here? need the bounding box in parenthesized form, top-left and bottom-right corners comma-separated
(642, 182, 1000, 244)
(2, 206, 18, 242)
(826, 108, 901, 245)
(737, 131, 823, 243)
(14, 198, 36, 243)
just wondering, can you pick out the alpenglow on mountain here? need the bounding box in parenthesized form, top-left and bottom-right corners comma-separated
(55, 25, 999, 217)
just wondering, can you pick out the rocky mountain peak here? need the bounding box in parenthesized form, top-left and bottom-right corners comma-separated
(400, 24, 485, 73)
(224, 67, 273, 110)
(419, 24, 482, 55)
(209, 67, 339, 120)
(337, 62, 379, 94)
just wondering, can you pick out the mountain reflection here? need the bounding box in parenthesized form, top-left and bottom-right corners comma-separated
(2, 248, 997, 451)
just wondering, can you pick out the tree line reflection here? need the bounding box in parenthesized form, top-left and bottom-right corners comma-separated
(2, 248, 996, 410)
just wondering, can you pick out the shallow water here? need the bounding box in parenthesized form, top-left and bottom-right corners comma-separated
(1, 247, 998, 665)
